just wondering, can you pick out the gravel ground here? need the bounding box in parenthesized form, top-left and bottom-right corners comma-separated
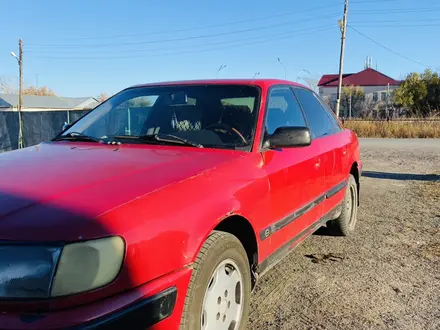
(249, 138, 440, 330)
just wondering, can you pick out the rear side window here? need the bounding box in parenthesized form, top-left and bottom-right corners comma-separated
(294, 88, 335, 139)
(317, 97, 343, 133)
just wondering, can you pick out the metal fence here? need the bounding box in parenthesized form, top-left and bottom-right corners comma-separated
(0, 110, 90, 153)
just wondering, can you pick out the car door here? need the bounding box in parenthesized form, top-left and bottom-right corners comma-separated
(259, 86, 325, 253)
(293, 87, 346, 217)
(317, 95, 351, 185)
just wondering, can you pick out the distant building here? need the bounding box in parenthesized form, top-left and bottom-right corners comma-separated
(317, 67, 401, 112)
(0, 94, 99, 112)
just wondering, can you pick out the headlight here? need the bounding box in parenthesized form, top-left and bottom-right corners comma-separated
(51, 236, 125, 297)
(0, 246, 61, 298)
(0, 236, 125, 299)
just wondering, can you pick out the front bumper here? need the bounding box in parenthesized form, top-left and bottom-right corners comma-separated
(70, 287, 177, 330)
(0, 266, 192, 330)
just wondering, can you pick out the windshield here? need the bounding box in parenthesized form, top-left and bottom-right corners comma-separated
(62, 84, 261, 149)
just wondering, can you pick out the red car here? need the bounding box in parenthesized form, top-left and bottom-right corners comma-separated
(0, 79, 361, 330)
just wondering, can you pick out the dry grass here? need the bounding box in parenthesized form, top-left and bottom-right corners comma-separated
(344, 120, 440, 138)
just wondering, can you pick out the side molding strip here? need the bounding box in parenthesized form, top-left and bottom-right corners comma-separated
(259, 179, 347, 241)
(258, 202, 343, 277)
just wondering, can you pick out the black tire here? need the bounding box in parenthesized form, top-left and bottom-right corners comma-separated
(180, 230, 251, 330)
(327, 174, 358, 236)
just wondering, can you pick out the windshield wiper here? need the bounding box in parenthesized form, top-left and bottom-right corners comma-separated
(153, 133, 203, 148)
(52, 132, 103, 143)
(111, 134, 203, 148)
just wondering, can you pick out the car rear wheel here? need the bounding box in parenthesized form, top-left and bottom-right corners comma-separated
(327, 174, 358, 236)
(180, 230, 251, 330)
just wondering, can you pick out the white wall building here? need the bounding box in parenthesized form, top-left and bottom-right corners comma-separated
(317, 68, 401, 111)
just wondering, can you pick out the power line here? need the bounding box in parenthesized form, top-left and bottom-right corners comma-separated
(351, 0, 399, 3)
(350, 18, 440, 24)
(28, 13, 339, 55)
(27, 13, 340, 50)
(31, 26, 335, 60)
(33, 26, 334, 60)
(28, 4, 342, 43)
(351, 23, 440, 28)
(27, 0, 403, 45)
(351, 7, 440, 14)
(28, 25, 332, 56)
(347, 25, 439, 70)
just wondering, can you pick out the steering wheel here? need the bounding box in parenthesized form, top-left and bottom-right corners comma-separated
(204, 123, 247, 144)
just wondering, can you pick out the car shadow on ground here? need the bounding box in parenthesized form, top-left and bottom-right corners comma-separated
(362, 171, 440, 182)
(312, 226, 339, 237)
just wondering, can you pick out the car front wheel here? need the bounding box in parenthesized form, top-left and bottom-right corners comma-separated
(180, 230, 251, 330)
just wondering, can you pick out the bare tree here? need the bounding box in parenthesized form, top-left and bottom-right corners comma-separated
(359, 95, 376, 119)
(0, 77, 17, 94)
(322, 95, 334, 110)
(341, 85, 365, 118)
(97, 93, 110, 102)
(23, 86, 56, 96)
(1, 77, 56, 96)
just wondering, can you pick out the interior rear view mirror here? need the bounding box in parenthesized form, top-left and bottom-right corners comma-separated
(169, 91, 188, 105)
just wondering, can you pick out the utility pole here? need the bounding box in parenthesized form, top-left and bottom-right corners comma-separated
(386, 82, 390, 119)
(19, 39, 24, 148)
(18, 40, 24, 149)
(335, 0, 348, 118)
(10, 39, 25, 148)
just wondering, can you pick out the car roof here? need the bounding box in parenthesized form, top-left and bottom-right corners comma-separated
(127, 79, 310, 90)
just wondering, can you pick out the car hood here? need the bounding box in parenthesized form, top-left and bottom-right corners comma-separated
(0, 142, 242, 241)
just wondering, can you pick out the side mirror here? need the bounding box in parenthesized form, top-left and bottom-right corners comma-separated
(266, 126, 311, 149)
(62, 122, 72, 132)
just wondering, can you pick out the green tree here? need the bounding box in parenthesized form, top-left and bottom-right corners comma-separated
(394, 69, 440, 117)
(424, 69, 440, 113)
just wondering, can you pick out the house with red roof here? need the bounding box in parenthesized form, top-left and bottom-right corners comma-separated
(318, 67, 401, 111)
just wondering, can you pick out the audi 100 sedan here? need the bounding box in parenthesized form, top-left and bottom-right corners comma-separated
(0, 79, 361, 330)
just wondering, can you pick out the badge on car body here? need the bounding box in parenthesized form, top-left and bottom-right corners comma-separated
(264, 228, 271, 238)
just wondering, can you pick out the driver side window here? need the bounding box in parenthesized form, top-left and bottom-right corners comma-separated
(265, 87, 306, 135)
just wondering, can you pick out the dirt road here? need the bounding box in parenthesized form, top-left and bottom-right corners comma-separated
(249, 139, 440, 330)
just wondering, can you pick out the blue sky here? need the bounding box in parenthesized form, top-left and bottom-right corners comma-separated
(1, 0, 439, 97)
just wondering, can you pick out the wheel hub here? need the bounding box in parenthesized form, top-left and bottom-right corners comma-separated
(201, 259, 243, 330)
